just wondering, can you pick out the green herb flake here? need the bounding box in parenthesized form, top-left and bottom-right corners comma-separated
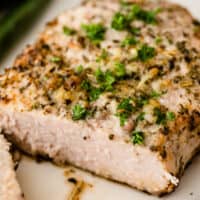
(155, 36, 162, 44)
(95, 68, 116, 91)
(96, 49, 108, 62)
(153, 108, 175, 125)
(153, 107, 166, 125)
(117, 112, 130, 126)
(138, 44, 156, 62)
(117, 98, 134, 112)
(121, 37, 137, 47)
(63, 26, 76, 35)
(166, 112, 175, 121)
(131, 131, 144, 145)
(150, 90, 162, 98)
(111, 12, 129, 30)
(82, 23, 106, 44)
(89, 87, 102, 102)
(136, 112, 145, 122)
(50, 56, 61, 63)
(115, 62, 126, 78)
(135, 95, 149, 108)
(72, 104, 87, 120)
(81, 80, 102, 102)
(129, 27, 141, 35)
(116, 98, 134, 126)
(128, 5, 161, 24)
(81, 80, 91, 91)
(127, 4, 142, 21)
(76, 65, 84, 74)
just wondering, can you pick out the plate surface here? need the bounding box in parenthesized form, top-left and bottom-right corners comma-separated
(1, 0, 200, 199)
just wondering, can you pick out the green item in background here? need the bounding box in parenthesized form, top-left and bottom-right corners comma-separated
(0, 0, 50, 57)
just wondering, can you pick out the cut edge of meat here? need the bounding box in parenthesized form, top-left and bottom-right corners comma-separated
(0, 105, 187, 196)
(0, 134, 24, 200)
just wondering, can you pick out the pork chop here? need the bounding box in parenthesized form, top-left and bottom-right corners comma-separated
(0, 0, 199, 195)
(0, 134, 24, 200)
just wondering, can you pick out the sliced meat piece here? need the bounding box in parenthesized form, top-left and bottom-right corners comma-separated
(0, 0, 199, 195)
(0, 134, 24, 200)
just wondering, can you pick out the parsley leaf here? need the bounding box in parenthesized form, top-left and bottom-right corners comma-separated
(115, 62, 126, 78)
(116, 98, 134, 126)
(136, 112, 145, 122)
(153, 108, 175, 125)
(75, 65, 84, 74)
(81, 80, 102, 101)
(153, 107, 166, 125)
(95, 68, 116, 91)
(96, 49, 108, 62)
(166, 112, 175, 121)
(117, 98, 134, 112)
(117, 112, 130, 126)
(50, 56, 61, 63)
(89, 87, 102, 101)
(128, 5, 160, 24)
(135, 94, 149, 108)
(131, 131, 144, 145)
(82, 23, 106, 44)
(111, 12, 129, 30)
(138, 44, 156, 62)
(149, 90, 162, 98)
(63, 26, 76, 35)
(129, 27, 141, 35)
(121, 37, 137, 47)
(72, 104, 87, 120)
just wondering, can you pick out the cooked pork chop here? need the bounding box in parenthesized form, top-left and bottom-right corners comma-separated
(0, 0, 199, 195)
(0, 135, 24, 200)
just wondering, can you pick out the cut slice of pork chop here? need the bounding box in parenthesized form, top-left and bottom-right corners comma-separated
(0, 0, 199, 195)
(0, 134, 24, 200)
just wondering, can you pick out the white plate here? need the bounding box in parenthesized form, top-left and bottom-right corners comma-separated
(1, 1, 200, 199)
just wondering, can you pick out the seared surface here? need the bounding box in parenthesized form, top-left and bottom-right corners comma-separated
(0, 0, 199, 195)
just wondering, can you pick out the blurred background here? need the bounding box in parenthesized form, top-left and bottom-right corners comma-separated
(0, 0, 51, 59)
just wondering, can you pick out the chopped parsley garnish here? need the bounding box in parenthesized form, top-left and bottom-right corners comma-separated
(89, 87, 102, 101)
(135, 94, 149, 108)
(127, 4, 142, 21)
(117, 112, 130, 126)
(72, 104, 87, 120)
(114, 62, 126, 78)
(82, 23, 106, 44)
(96, 49, 108, 62)
(118, 98, 134, 112)
(153, 107, 166, 125)
(111, 12, 129, 30)
(137, 44, 156, 62)
(116, 98, 134, 126)
(75, 65, 83, 74)
(95, 68, 116, 91)
(136, 112, 145, 122)
(131, 131, 144, 145)
(149, 90, 162, 98)
(81, 80, 102, 101)
(129, 27, 141, 35)
(128, 5, 160, 24)
(155, 36, 162, 44)
(166, 111, 175, 121)
(121, 37, 137, 47)
(50, 56, 61, 63)
(153, 107, 175, 125)
(63, 26, 76, 35)
(81, 80, 91, 91)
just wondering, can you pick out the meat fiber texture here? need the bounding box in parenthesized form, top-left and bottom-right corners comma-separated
(0, 135, 24, 200)
(0, 0, 199, 196)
